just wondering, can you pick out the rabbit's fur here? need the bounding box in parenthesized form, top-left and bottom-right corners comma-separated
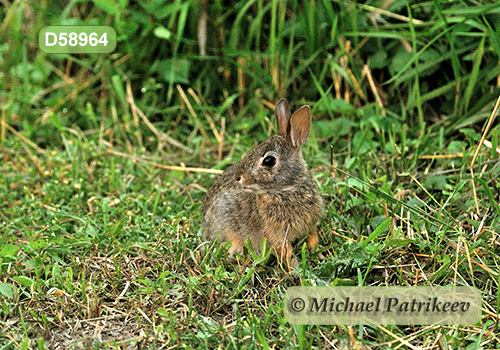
(201, 99, 323, 268)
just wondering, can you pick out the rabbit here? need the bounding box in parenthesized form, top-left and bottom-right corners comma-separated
(200, 98, 324, 269)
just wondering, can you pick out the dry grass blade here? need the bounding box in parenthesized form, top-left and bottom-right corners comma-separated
(198, 0, 208, 56)
(42, 72, 104, 122)
(1, 106, 5, 158)
(237, 56, 246, 109)
(419, 153, 463, 159)
(125, 84, 193, 154)
(347, 67, 366, 101)
(341, 40, 351, 103)
(260, 99, 276, 110)
(177, 84, 210, 141)
(363, 65, 385, 114)
(376, 325, 420, 350)
(18, 140, 43, 176)
(2, 118, 46, 154)
(112, 53, 132, 67)
(361, 3, 424, 25)
(332, 66, 342, 100)
(126, 80, 143, 147)
(470, 93, 500, 214)
(482, 139, 500, 155)
(187, 88, 221, 141)
(348, 326, 361, 350)
(107, 149, 223, 174)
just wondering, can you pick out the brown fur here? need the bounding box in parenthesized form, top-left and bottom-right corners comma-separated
(200, 99, 324, 269)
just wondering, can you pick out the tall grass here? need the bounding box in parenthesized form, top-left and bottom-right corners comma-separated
(1, 0, 500, 348)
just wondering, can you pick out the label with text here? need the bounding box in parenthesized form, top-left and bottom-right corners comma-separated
(285, 286, 481, 325)
(39, 26, 116, 54)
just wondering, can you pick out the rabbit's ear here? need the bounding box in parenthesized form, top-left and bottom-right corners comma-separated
(288, 105, 311, 148)
(275, 99, 291, 136)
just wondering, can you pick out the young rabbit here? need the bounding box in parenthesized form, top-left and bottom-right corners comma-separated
(200, 99, 324, 269)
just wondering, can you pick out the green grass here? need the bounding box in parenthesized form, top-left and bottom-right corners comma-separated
(1, 0, 500, 348)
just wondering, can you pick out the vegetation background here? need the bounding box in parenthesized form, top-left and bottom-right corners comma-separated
(1, 0, 500, 348)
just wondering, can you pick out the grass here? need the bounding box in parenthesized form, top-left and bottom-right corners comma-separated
(1, 0, 500, 348)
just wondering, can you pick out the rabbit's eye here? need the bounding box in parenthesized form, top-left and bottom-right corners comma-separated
(262, 156, 276, 167)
